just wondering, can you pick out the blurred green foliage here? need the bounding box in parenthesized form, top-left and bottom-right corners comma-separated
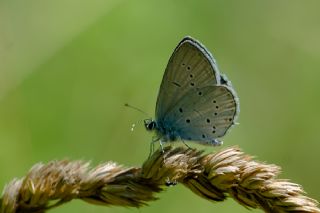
(0, 1, 319, 212)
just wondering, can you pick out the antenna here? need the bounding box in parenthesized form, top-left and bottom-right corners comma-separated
(124, 103, 150, 117)
(124, 103, 151, 132)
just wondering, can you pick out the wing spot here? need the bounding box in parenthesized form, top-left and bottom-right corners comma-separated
(190, 82, 195, 86)
(202, 134, 206, 138)
(179, 108, 183, 113)
(187, 66, 191, 70)
(213, 100, 216, 103)
(198, 92, 202, 96)
(214, 112, 218, 116)
(229, 118, 232, 121)
(190, 74, 193, 78)
(212, 130, 216, 134)
(206, 118, 210, 123)
(186, 119, 191, 123)
(188, 137, 192, 140)
(212, 126, 216, 129)
(216, 106, 219, 109)
(172, 82, 181, 87)
(182, 63, 185, 66)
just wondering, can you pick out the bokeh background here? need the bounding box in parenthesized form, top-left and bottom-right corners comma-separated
(1, 1, 320, 212)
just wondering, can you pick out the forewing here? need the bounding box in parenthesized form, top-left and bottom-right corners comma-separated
(155, 37, 221, 121)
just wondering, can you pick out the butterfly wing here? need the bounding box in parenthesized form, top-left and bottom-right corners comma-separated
(165, 85, 239, 145)
(155, 36, 221, 121)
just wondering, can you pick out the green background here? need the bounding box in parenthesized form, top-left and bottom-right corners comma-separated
(1, 1, 319, 212)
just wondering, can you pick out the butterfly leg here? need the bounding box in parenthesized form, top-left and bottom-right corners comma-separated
(149, 136, 161, 158)
(159, 140, 165, 154)
(149, 142, 154, 158)
(165, 177, 177, 187)
(159, 140, 167, 161)
(181, 139, 192, 149)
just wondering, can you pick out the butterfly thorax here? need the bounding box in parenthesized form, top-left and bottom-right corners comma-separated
(144, 119, 177, 142)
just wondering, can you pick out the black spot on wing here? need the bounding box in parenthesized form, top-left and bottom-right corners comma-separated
(172, 82, 181, 87)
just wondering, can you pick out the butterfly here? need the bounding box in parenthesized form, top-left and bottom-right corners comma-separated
(144, 36, 239, 150)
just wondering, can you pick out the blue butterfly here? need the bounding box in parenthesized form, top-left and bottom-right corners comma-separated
(144, 36, 239, 150)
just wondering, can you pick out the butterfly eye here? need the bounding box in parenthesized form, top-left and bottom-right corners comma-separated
(148, 122, 156, 130)
(144, 120, 156, 131)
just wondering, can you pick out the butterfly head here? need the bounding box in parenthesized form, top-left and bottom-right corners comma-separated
(144, 119, 157, 131)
